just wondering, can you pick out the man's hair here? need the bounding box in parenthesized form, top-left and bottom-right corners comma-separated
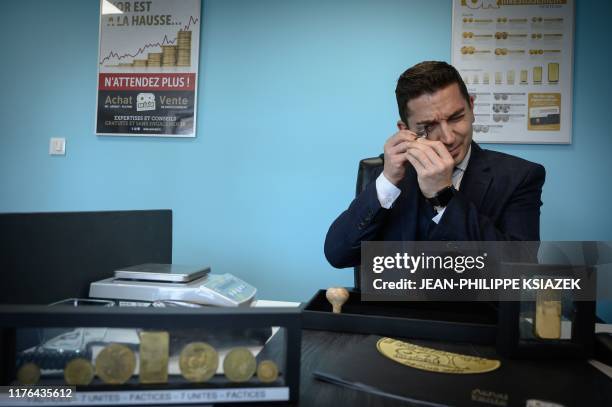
(395, 61, 470, 126)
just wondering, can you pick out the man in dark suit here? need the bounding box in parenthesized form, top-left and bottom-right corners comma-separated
(325, 61, 545, 269)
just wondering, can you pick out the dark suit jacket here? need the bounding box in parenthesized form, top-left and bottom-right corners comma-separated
(324, 142, 546, 268)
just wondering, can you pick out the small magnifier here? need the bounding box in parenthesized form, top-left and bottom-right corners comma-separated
(414, 124, 428, 139)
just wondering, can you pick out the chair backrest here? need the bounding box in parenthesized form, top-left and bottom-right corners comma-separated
(353, 155, 383, 289)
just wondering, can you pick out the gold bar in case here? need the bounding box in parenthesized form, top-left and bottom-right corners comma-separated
(535, 289, 561, 339)
(140, 331, 170, 384)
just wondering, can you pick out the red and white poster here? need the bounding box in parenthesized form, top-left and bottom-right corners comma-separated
(96, 0, 201, 137)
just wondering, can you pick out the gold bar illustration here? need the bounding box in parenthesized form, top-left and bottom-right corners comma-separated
(548, 63, 559, 84)
(533, 66, 542, 84)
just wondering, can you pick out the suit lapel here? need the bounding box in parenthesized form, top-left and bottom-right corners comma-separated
(459, 142, 492, 211)
(397, 166, 420, 240)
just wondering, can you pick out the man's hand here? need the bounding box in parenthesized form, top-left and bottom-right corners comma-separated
(382, 130, 418, 186)
(405, 138, 454, 198)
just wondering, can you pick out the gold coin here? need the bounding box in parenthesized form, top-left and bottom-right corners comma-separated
(179, 342, 219, 382)
(256, 360, 278, 383)
(223, 347, 256, 382)
(17, 362, 40, 384)
(377, 338, 500, 374)
(64, 358, 94, 385)
(95, 343, 136, 384)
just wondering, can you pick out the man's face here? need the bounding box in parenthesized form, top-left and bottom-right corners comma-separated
(404, 83, 474, 165)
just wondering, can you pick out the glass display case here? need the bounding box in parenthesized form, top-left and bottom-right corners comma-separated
(496, 263, 596, 359)
(0, 305, 300, 405)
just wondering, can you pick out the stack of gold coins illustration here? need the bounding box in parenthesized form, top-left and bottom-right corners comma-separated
(133, 59, 147, 67)
(176, 31, 192, 67)
(494, 48, 508, 56)
(162, 45, 177, 67)
(95, 343, 136, 385)
(147, 52, 162, 67)
(460, 46, 475, 55)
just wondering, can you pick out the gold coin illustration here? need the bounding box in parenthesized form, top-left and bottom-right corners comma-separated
(179, 342, 219, 382)
(95, 343, 136, 384)
(256, 360, 279, 383)
(17, 362, 40, 385)
(223, 347, 256, 383)
(377, 338, 500, 374)
(64, 358, 94, 385)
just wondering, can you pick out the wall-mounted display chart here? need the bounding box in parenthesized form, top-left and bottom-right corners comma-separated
(452, 0, 574, 144)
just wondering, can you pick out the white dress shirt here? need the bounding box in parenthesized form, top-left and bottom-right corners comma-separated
(375, 145, 472, 224)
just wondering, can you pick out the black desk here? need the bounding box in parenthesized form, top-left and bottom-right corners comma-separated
(300, 329, 415, 406)
(297, 329, 612, 407)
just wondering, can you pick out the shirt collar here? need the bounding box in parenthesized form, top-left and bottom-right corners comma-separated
(455, 145, 472, 172)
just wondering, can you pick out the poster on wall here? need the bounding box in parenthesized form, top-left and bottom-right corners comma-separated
(96, 0, 201, 137)
(451, 0, 574, 144)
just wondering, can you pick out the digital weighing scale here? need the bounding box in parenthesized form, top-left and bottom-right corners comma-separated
(89, 264, 257, 307)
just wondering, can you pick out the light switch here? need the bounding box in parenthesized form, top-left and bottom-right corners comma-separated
(49, 137, 66, 155)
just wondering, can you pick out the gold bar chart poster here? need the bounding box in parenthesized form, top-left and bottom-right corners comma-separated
(96, 0, 201, 137)
(452, 0, 574, 144)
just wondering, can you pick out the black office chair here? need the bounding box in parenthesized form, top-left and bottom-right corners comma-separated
(353, 154, 384, 290)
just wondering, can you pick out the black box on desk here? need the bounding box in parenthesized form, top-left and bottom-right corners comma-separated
(303, 289, 497, 344)
(0, 305, 301, 405)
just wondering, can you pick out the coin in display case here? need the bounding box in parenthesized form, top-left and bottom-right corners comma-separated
(17, 362, 40, 385)
(64, 358, 94, 385)
(223, 347, 256, 382)
(179, 342, 219, 382)
(256, 360, 279, 383)
(95, 343, 136, 384)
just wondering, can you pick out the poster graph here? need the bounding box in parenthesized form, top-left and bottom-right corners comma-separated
(96, 0, 201, 137)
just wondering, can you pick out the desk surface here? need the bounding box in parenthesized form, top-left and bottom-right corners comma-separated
(300, 329, 427, 407)
(297, 328, 612, 407)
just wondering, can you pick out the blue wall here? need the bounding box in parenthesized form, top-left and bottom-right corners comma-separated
(1, 0, 611, 317)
